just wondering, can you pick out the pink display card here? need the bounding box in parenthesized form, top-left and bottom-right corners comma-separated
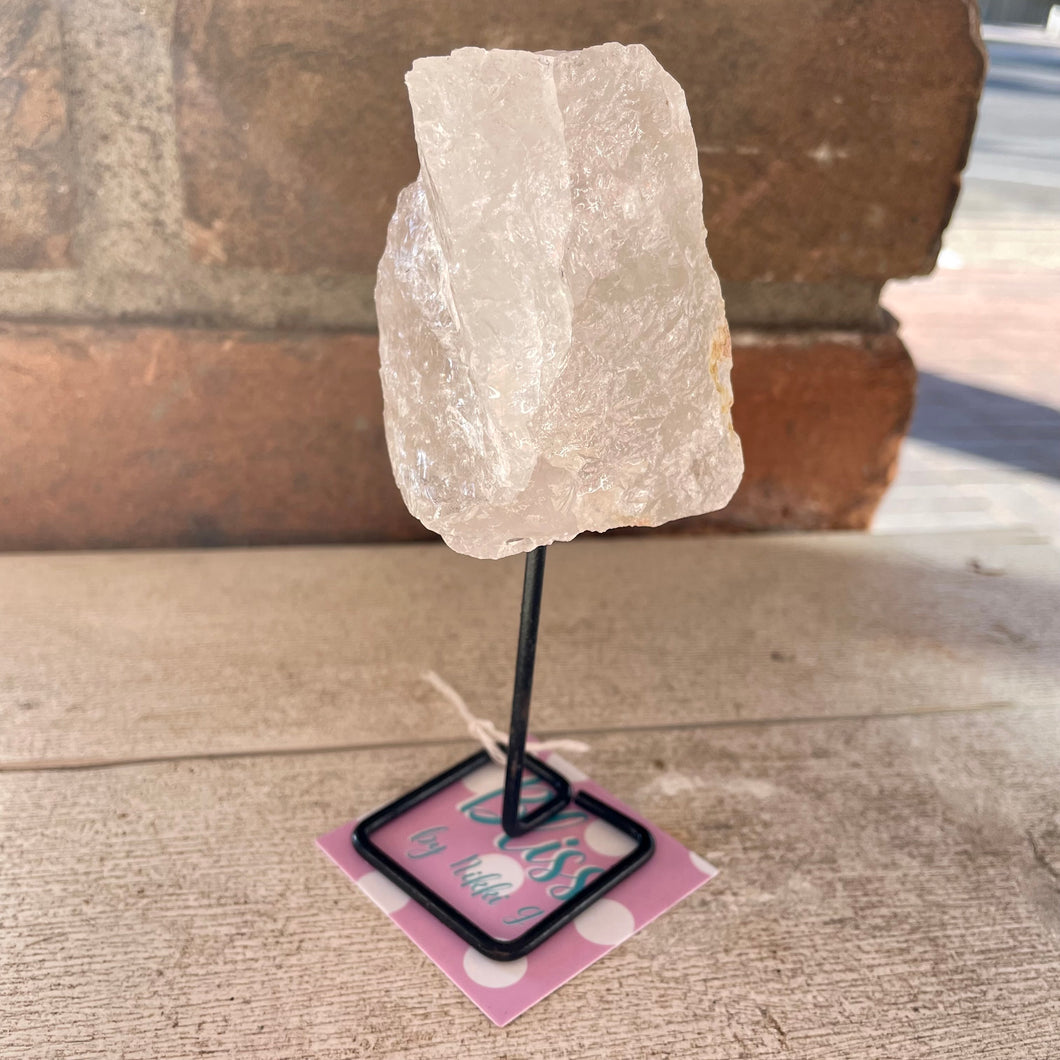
(317, 752, 716, 1026)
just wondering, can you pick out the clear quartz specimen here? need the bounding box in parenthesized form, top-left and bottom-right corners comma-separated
(376, 42, 743, 560)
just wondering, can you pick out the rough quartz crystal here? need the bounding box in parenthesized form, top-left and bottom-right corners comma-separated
(376, 43, 743, 560)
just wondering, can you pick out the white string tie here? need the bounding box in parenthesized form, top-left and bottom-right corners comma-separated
(423, 670, 590, 767)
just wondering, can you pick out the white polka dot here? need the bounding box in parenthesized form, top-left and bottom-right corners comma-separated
(470, 854, 524, 894)
(547, 753, 588, 784)
(583, 819, 637, 858)
(573, 898, 635, 946)
(690, 851, 715, 876)
(462, 763, 506, 795)
(462, 948, 528, 988)
(358, 871, 409, 914)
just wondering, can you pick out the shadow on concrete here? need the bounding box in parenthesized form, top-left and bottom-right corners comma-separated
(910, 371, 1060, 480)
(986, 72, 1060, 94)
(987, 41, 1060, 76)
(981, 38, 1059, 98)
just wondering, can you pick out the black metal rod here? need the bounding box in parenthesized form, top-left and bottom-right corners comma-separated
(501, 545, 548, 837)
(351, 539, 656, 958)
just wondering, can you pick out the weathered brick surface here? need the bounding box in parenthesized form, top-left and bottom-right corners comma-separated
(0, 324, 914, 550)
(172, 0, 983, 281)
(0, 325, 423, 550)
(0, 0, 78, 268)
(703, 330, 916, 532)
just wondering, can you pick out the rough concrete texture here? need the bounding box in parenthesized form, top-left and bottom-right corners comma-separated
(0, 0, 77, 268)
(0, 324, 914, 550)
(4, 532, 1058, 1055)
(173, 0, 984, 283)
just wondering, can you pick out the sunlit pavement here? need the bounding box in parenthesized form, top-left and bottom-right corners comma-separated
(876, 26, 1060, 544)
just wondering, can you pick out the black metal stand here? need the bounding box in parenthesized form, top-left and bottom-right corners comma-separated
(353, 544, 655, 960)
(502, 546, 569, 836)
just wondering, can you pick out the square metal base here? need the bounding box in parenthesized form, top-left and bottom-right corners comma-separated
(353, 749, 654, 961)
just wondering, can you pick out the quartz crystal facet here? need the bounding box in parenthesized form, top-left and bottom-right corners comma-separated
(376, 43, 743, 559)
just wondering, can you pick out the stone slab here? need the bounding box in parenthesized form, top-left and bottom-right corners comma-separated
(3, 707, 1059, 1056)
(0, 323, 915, 551)
(0, 0, 78, 268)
(171, 0, 984, 282)
(1, 530, 1056, 767)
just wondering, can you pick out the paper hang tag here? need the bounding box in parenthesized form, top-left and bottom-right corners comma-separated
(317, 753, 717, 1027)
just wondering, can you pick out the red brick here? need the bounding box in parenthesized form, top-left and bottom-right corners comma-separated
(718, 330, 916, 531)
(0, 325, 422, 550)
(172, 0, 983, 282)
(0, 323, 913, 550)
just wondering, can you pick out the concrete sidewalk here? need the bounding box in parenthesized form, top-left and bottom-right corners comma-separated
(876, 28, 1060, 543)
(878, 267, 1060, 543)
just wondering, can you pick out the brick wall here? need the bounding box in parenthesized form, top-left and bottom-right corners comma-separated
(0, 0, 984, 550)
